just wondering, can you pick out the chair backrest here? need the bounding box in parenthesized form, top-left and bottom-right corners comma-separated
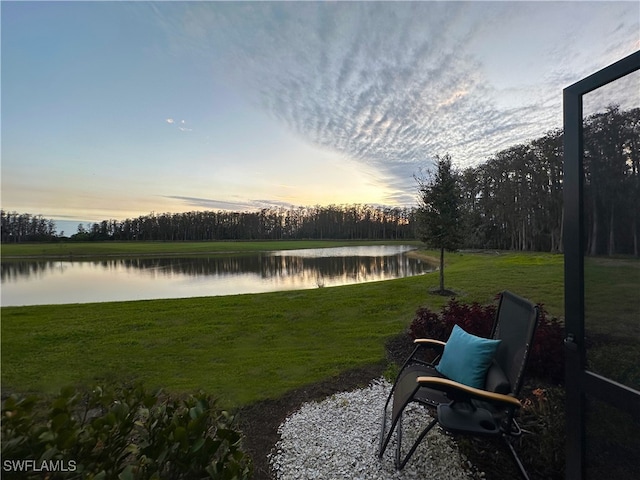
(490, 291, 539, 397)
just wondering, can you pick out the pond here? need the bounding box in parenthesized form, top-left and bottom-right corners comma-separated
(1, 245, 434, 306)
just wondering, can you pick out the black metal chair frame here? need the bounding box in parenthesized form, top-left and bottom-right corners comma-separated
(378, 291, 539, 479)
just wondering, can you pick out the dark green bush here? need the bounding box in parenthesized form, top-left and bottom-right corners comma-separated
(1, 384, 252, 480)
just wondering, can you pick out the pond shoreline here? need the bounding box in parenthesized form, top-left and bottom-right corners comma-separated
(1, 245, 431, 307)
(405, 249, 440, 268)
(0, 240, 423, 260)
(1, 250, 264, 260)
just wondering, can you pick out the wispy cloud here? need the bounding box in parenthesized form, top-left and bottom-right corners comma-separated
(154, 1, 638, 200)
(227, 3, 497, 166)
(166, 118, 192, 132)
(211, 3, 563, 163)
(164, 195, 294, 212)
(164, 196, 256, 211)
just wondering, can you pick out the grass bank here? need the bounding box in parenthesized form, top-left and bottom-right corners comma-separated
(2, 250, 566, 406)
(0, 239, 420, 259)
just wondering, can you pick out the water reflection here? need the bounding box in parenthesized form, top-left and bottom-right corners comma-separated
(1, 245, 432, 306)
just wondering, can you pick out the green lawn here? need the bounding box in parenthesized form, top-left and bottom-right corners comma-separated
(583, 257, 640, 390)
(0, 239, 420, 258)
(2, 249, 567, 406)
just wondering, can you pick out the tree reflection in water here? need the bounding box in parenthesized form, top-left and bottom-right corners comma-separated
(1, 246, 434, 306)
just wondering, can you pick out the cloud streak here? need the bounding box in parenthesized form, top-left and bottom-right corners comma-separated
(155, 1, 639, 204)
(201, 4, 539, 163)
(166, 118, 192, 132)
(235, 3, 499, 165)
(164, 196, 294, 212)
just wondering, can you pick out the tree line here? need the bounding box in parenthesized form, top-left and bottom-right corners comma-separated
(2, 106, 638, 256)
(0, 212, 57, 243)
(68, 205, 416, 242)
(457, 105, 638, 255)
(458, 128, 564, 252)
(1, 205, 416, 243)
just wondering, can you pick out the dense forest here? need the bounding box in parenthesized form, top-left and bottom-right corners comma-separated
(2, 106, 638, 256)
(68, 205, 416, 242)
(0, 212, 57, 243)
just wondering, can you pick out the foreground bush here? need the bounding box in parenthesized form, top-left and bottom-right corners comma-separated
(1, 383, 252, 479)
(408, 296, 564, 384)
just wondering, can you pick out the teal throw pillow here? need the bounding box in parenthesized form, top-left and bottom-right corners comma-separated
(435, 324, 501, 389)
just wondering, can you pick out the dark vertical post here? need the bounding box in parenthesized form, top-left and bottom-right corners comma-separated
(562, 50, 640, 480)
(563, 84, 585, 479)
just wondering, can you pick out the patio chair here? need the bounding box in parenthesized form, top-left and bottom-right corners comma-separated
(378, 291, 539, 480)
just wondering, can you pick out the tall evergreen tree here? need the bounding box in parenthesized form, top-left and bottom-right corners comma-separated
(416, 154, 462, 294)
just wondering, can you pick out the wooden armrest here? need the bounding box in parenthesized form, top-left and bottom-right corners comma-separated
(416, 376, 522, 408)
(413, 339, 446, 347)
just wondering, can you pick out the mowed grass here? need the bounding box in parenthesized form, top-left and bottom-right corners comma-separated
(0, 240, 420, 258)
(582, 257, 640, 389)
(2, 250, 569, 407)
(584, 257, 640, 337)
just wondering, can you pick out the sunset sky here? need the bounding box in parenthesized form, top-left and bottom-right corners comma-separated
(2, 1, 639, 234)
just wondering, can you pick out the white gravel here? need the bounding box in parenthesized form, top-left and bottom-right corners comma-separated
(269, 378, 477, 480)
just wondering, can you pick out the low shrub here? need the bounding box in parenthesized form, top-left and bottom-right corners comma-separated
(527, 306, 565, 384)
(408, 306, 447, 341)
(1, 383, 252, 480)
(518, 386, 566, 479)
(408, 298, 496, 341)
(440, 297, 497, 338)
(408, 296, 564, 384)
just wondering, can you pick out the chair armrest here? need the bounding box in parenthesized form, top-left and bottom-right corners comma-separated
(412, 339, 446, 356)
(416, 376, 522, 408)
(395, 339, 446, 376)
(414, 339, 446, 348)
(406, 339, 445, 366)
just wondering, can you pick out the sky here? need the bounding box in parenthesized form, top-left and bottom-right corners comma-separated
(1, 1, 639, 235)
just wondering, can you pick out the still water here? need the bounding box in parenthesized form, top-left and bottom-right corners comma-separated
(1, 245, 433, 306)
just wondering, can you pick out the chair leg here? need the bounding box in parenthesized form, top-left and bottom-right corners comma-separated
(380, 394, 438, 470)
(379, 365, 441, 468)
(379, 382, 419, 459)
(379, 395, 401, 458)
(378, 398, 393, 457)
(396, 415, 438, 470)
(503, 435, 530, 480)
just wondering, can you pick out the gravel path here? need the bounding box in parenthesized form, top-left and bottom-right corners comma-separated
(270, 378, 476, 480)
